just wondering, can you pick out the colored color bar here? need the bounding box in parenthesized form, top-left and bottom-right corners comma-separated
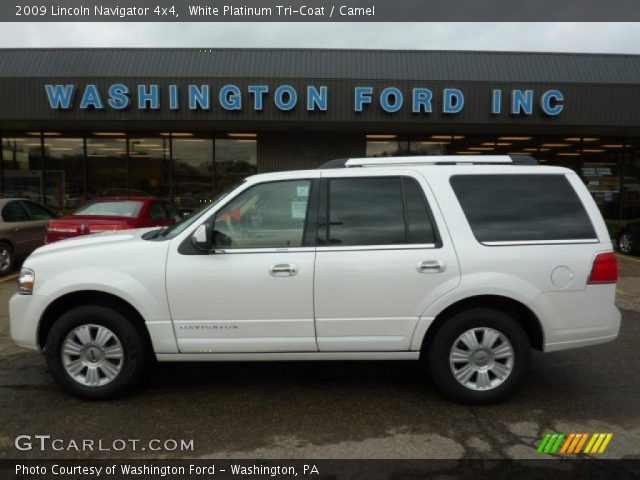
(560, 433, 575, 454)
(598, 434, 613, 453)
(544, 434, 559, 453)
(573, 433, 589, 453)
(590, 434, 606, 453)
(584, 434, 598, 453)
(550, 433, 566, 453)
(537, 433, 552, 454)
(567, 434, 583, 453)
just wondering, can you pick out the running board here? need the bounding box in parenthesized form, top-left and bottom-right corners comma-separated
(156, 351, 420, 362)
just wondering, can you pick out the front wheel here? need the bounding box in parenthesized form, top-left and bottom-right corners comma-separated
(427, 308, 531, 404)
(45, 305, 148, 400)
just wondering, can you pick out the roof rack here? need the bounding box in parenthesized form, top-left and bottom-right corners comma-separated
(318, 155, 538, 169)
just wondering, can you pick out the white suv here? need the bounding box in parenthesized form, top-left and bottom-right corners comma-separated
(10, 156, 620, 403)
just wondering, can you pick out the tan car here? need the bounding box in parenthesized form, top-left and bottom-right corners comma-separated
(0, 198, 58, 275)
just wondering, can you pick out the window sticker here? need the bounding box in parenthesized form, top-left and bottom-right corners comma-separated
(291, 201, 307, 219)
(297, 185, 310, 197)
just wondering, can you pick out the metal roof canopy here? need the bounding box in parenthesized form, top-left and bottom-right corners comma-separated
(1, 48, 640, 84)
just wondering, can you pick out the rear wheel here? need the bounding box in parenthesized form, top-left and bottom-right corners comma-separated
(0, 241, 14, 276)
(618, 231, 636, 255)
(427, 308, 531, 404)
(45, 305, 148, 400)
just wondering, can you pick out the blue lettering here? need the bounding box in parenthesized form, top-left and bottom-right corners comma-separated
(354, 86, 373, 112)
(219, 85, 242, 111)
(107, 84, 129, 110)
(137, 84, 160, 110)
(541, 89, 564, 116)
(492, 89, 502, 114)
(169, 85, 179, 110)
(274, 85, 297, 111)
(412, 88, 433, 113)
(188, 85, 210, 110)
(80, 84, 104, 110)
(511, 89, 534, 115)
(45, 84, 75, 109)
(248, 85, 269, 110)
(380, 87, 403, 113)
(307, 86, 328, 111)
(443, 89, 464, 114)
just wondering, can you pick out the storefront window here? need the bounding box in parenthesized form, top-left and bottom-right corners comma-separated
(86, 136, 127, 198)
(215, 137, 257, 194)
(1, 134, 43, 203)
(43, 136, 85, 211)
(365, 135, 409, 157)
(408, 135, 453, 155)
(623, 142, 640, 220)
(172, 136, 214, 213)
(130, 136, 170, 200)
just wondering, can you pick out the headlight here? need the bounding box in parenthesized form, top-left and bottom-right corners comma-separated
(18, 268, 35, 295)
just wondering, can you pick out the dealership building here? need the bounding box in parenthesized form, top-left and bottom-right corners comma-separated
(0, 48, 639, 219)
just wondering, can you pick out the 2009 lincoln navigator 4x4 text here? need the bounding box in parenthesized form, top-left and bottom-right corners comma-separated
(10, 155, 620, 404)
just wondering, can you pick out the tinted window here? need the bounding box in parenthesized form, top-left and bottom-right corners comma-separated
(450, 174, 597, 242)
(150, 202, 167, 220)
(213, 179, 311, 248)
(328, 177, 405, 246)
(2, 201, 30, 222)
(74, 201, 143, 218)
(22, 201, 55, 220)
(403, 177, 437, 244)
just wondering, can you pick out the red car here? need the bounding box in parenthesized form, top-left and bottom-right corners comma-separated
(45, 197, 180, 244)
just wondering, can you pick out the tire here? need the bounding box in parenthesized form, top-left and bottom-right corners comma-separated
(0, 241, 14, 276)
(45, 305, 148, 400)
(618, 231, 636, 255)
(427, 308, 531, 405)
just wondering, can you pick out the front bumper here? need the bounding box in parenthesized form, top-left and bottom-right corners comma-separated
(9, 293, 48, 351)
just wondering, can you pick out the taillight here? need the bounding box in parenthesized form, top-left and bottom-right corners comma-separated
(48, 222, 79, 233)
(588, 252, 618, 284)
(87, 224, 128, 233)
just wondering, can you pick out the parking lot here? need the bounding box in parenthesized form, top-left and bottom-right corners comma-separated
(0, 255, 639, 460)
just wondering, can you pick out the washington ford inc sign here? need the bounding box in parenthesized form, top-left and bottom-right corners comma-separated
(45, 83, 565, 116)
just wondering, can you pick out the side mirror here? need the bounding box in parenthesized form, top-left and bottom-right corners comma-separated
(192, 224, 213, 252)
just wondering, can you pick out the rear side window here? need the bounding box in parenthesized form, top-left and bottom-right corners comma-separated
(325, 176, 437, 246)
(450, 174, 597, 243)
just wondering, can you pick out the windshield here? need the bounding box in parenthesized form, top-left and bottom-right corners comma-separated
(155, 182, 243, 239)
(74, 201, 143, 217)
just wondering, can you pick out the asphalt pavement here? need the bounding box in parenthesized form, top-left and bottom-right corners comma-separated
(0, 256, 639, 459)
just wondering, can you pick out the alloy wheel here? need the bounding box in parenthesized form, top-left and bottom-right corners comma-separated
(61, 324, 124, 387)
(449, 327, 515, 391)
(619, 232, 634, 254)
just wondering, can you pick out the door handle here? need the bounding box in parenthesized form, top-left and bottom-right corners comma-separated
(11, 228, 19, 232)
(417, 260, 446, 274)
(269, 263, 298, 276)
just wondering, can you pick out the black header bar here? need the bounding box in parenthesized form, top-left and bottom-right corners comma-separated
(4, 0, 640, 22)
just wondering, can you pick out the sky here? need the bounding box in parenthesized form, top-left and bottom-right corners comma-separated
(0, 22, 640, 53)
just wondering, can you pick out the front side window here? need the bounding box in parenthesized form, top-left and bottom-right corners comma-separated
(450, 174, 597, 243)
(213, 179, 311, 249)
(325, 176, 437, 246)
